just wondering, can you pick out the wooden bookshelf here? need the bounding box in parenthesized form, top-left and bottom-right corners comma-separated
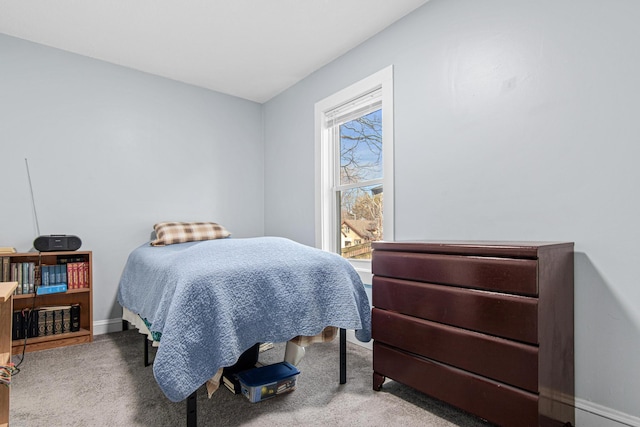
(1, 281, 18, 426)
(4, 251, 93, 355)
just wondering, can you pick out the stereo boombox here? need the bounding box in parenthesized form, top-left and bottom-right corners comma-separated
(33, 235, 82, 252)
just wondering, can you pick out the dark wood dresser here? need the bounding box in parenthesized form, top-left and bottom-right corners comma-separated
(371, 241, 574, 427)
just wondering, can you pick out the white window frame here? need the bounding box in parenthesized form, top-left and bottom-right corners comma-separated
(314, 66, 394, 272)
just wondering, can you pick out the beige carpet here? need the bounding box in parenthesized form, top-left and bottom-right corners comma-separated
(10, 329, 492, 426)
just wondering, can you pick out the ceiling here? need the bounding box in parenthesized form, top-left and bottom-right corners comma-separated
(0, 0, 428, 103)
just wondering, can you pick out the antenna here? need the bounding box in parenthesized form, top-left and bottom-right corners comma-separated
(25, 158, 41, 237)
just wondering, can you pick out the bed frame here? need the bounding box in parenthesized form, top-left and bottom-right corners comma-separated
(124, 321, 348, 427)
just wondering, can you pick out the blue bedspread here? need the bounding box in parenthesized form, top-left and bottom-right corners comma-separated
(116, 236, 371, 402)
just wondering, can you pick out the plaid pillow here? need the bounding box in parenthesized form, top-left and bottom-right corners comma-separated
(150, 222, 231, 246)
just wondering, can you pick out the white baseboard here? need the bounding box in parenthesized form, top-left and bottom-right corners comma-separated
(576, 398, 640, 427)
(346, 329, 372, 350)
(342, 335, 639, 427)
(93, 318, 125, 335)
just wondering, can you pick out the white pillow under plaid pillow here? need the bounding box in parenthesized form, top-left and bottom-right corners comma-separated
(150, 221, 231, 246)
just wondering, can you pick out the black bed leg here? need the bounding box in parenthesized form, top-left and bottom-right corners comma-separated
(122, 319, 129, 331)
(186, 390, 197, 427)
(144, 335, 152, 367)
(339, 328, 346, 384)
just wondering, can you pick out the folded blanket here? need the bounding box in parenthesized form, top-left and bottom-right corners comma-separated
(117, 236, 371, 402)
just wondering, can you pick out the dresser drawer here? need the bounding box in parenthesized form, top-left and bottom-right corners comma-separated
(372, 309, 539, 392)
(373, 276, 538, 344)
(373, 342, 539, 427)
(372, 251, 538, 296)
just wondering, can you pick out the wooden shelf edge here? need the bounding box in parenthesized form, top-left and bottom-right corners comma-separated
(0, 282, 18, 303)
(11, 329, 92, 354)
(13, 288, 91, 299)
(6, 250, 92, 257)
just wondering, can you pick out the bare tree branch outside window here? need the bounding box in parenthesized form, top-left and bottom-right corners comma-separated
(340, 110, 382, 185)
(338, 109, 383, 259)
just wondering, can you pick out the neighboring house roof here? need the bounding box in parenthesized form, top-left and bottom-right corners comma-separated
(341, 219, 377, 240)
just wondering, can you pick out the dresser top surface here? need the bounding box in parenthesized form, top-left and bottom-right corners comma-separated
(372, 240, 574, 258)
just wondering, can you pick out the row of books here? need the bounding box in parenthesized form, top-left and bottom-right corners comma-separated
(12, 304, 81, 340)
(0, 256, 90, 295)
(5, 261, 37, 295)
(43, 261, 90, 289)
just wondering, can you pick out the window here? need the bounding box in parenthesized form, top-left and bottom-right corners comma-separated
(315, 66, 394, 268)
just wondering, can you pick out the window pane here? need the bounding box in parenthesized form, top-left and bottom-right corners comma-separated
(339, 184, 383, 259)
(339, 109, 382, 185)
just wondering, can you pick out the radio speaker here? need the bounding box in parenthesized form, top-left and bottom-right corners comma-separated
(33, 235, 82, 252)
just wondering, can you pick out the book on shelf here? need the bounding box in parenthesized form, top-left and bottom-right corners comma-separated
(68, 261, 89, 289)
(222, 374, 242, 394)
(1, 256, 9, 281)
(42, 305, 77, 334)
(68, 262, 78, 289)
(29, 262, 35, 293)
(13, 308, 39, 339)
(9, 255, 89, 295)
(34, 264, 41, 288)
(70, 304, 80, 332)
(40, 264, 67, 287)
(52, 307, 64, 334)
(12, 310, 24, 340)
(28, 309, 39, 337)
(10, 262, 20, 294)
(55, 264, 62, 284)
(7, 261, 36, 295)
(13, 304, 80, 340)
(81, 262, 87, 288)
(36, 283, 68, 295)
(22, 262, 28, 294)
(56, 257, 88, 289)
(37, 308, 47, 336)
(41, 265, 49, 286)
(62, 306, 71, 332)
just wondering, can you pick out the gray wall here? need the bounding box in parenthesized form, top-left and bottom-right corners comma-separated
(264, 0, 640, 424)
(2, 0, 639, 423)
(0, 34, 265, 326)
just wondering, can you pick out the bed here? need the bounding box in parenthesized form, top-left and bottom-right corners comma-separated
(116, 232, 371, 425)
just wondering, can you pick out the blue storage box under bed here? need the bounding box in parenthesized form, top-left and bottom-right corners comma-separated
(237, 362, 300, 403)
